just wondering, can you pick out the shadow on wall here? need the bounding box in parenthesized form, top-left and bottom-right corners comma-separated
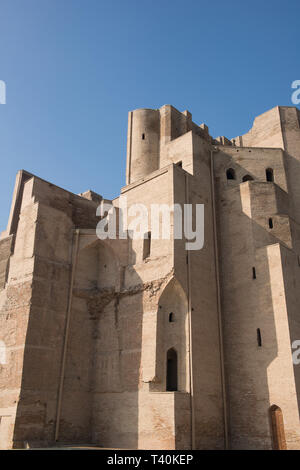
(215, 152, 300, 449)
(11, 226, 190, 449)
(55, 236, 191, 449)
(12, 233, 144, 448)
(57, 235, 145, 448)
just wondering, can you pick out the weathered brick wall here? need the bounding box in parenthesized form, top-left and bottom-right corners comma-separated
(0, 173, 103, 448)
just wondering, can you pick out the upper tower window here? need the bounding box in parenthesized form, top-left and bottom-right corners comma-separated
(142, 133, 145, 140)
(266, 168, 274, 182)
(226, 168, 236, 180)
(169, 312, 175, 323)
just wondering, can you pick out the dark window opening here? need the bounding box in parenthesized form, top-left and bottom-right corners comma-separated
(266, 168, 274, 182)
(252, 267, 256, 279)
(169, 312, 175, 322)
(257, 328, 262, 347)
(242, 174, 254, 182)
(166, 348, 178, 391)
(269, 218, 273, 229)
(143, 232, 151, 260)
(226, 168, 235, 180)
(142, 133, 145, 140)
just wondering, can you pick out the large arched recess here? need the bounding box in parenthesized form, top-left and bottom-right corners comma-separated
(152, 278, 189, 392)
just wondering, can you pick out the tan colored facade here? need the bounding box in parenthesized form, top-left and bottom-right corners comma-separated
(0, 104, 300, 449)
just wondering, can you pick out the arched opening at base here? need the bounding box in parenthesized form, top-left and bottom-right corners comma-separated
(269, 405, 287, 450)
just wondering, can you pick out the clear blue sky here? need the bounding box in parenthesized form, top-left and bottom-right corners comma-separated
(0, 0, 299, 231)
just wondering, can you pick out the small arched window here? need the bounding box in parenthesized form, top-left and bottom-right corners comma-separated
(266, 168, 274, 182)
(169, 312, 175, 322)
(166, 348, 178, 391)
(242, 174, 254, 182)
(269, 218, 273, 229)
(226, 168, 235, 180)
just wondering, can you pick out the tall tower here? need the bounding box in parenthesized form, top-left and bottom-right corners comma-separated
(126, 108, 160, 184)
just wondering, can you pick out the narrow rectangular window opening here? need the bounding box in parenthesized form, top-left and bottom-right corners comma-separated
(252, 267, 256, 279)
(169, 312, 175, 323)
(143, 232, 151, 260)
(266, 168, 274, 182)
(257, 328, 262, 347)
(269, 218, 273, 229)
(142, 133, 145, 140)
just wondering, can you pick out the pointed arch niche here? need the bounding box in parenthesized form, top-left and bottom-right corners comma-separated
(75, 237, 120, 291)
(152, 278, 189, 392)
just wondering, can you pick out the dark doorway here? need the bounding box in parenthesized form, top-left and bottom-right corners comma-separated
(226, 168, 235, 180)
(166, 348, 178, 391)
